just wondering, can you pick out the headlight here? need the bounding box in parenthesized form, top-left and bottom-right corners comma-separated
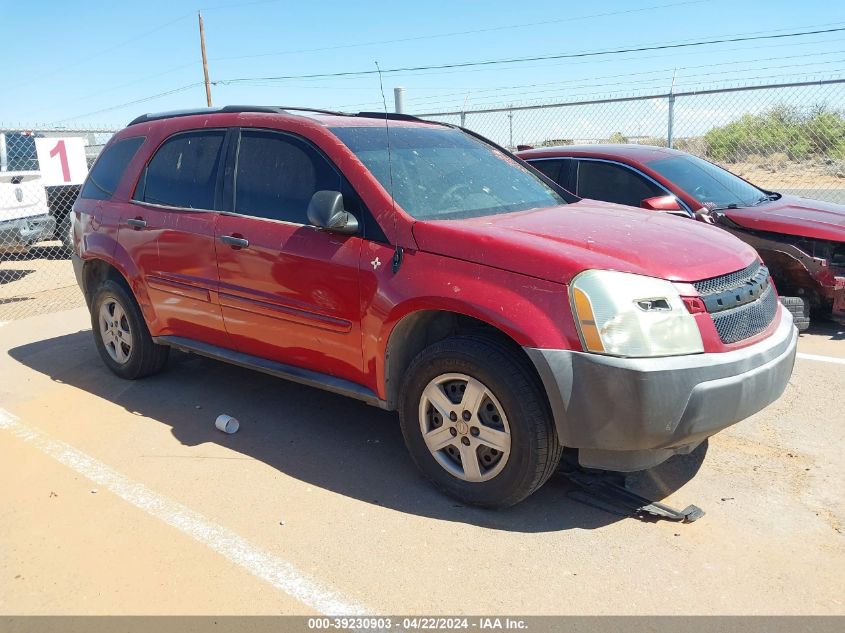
(570, 270, 703, 357)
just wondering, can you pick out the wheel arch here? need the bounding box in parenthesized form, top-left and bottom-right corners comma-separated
(383, 308, 548, 411)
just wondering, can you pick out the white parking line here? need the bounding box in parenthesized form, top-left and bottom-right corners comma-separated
(0, 408, 368, 616)
(797, 352, 845, 366)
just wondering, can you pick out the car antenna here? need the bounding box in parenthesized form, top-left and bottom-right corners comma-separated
(375, 61, 404, 274)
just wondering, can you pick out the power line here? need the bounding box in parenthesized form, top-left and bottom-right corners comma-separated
(51, 83, 204, 124)
(402, 49, 845, 103)
(216, 25, 845, 85)
(14, 12, 195, 90)
(209, 0, 709, 62)
(399, 54, 845, 110)
(54, 24, 845, 124)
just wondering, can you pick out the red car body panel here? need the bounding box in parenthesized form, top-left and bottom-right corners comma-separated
(412, 199, 756, 284)
(724, 195, 845, 241)
(518, 144, 845, 322)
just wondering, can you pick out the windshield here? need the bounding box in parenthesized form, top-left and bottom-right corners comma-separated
(330, 125, 566, 220)
(648, 154, 768, 210)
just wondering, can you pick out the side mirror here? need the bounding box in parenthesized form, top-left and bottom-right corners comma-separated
(641, 195, 682, 212)
(307, 190, 358, 235)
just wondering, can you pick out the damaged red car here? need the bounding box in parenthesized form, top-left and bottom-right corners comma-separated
(517, 144, 845, 330)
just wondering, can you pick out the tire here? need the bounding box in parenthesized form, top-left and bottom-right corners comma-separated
(780, 296, 810, 332)
(398, 335, 562, 508)
(91, 279, 169, 379)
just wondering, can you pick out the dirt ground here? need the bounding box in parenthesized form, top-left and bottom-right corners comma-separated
(0, 308, 843, 615)
(0, 243, 84, 321)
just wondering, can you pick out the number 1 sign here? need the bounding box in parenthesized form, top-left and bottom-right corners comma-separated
(34, 137, 89, 186)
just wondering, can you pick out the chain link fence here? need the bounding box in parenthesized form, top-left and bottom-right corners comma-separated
(2, 79, 844, 321)
(421, 79, 845, 203)
(0, 127, 116, 321)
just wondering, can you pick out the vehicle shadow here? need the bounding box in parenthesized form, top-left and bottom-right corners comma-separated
(1, 243, 69, 262)
(8, 330, 708, 533)
(805, 319, 844, 341)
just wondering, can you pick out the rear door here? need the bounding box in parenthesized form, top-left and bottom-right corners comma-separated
(215, 128, 364, 384)
(122, 129, 230, 346)
(573, 159, 666, 207)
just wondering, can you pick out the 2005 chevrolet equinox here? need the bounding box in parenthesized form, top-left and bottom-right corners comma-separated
(72, 106, 797, 507)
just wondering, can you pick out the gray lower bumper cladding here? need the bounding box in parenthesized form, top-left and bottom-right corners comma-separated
(526, 309, 797, 472)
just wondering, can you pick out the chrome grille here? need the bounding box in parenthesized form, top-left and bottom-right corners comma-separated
(693, 260, 761, 295)
(710, 283, 778, 344)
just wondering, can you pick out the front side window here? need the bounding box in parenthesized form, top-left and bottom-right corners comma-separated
(331, 126, 567, 220)
(234, 130, 341, 224)
(530, 159, 563, 182)
(81, 136, 144, 200)
(576, 160, 664, 207)
(138, 130, 225, 209)
(647, 154, 767, 210)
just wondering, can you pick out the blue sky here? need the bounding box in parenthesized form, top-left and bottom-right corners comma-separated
(2, 0, 843, 127)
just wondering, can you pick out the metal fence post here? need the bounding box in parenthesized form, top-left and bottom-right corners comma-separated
(667, 92, 675, 149)
(508, 107, 514, 148)
(393, 87, 405, 114)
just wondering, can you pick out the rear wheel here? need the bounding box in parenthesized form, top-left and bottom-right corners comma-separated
(780, 296, 810, 332)
(399, 335, 561, 508)
(91, 279, 169, 379)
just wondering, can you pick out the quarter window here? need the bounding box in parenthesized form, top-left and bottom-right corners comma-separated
(81, 137, 145, 200)
(576, 160, 664, 207)
(234, 130, 341, 224)
(138, 131, 225, 209)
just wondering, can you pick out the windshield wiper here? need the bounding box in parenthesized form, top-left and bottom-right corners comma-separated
(710, 203, 739, 211)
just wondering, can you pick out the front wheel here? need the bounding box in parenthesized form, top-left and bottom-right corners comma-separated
(399, 336, 561, 508)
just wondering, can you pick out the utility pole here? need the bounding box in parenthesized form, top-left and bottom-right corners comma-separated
(198, 11, 213, 107)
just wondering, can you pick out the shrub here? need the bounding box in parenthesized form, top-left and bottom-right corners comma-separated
(704, 104, 845, 162)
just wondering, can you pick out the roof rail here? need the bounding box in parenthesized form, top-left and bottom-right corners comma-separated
(128, 105, 350, 126)
(356, 111, 439, 124)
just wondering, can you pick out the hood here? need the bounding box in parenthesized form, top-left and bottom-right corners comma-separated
(412, 199, 757, 285)
(724, 195, 845, 242)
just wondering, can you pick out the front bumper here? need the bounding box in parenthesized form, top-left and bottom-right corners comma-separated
(0, 214, 56, 253)
(525, 308, 798, 472)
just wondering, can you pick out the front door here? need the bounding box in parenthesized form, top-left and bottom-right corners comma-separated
(215, 128, 364, 384)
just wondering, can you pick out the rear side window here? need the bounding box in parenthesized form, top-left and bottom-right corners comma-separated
(234, 130, 341, 224)
(80, 137, 144, 200)
(576, 160, 664, 207)
(138, 131, 225, 209)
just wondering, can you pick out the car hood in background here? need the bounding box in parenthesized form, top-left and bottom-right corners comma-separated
(412, 199, 757, 285)
(723, 195, 845, 242)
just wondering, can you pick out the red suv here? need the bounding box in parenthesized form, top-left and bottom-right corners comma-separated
(72, 107, 797, 507)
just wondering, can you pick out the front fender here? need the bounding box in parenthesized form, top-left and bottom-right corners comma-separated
(359, 245, 581, 400)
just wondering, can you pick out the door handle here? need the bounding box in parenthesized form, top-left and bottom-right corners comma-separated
(126, 218, 147, 229)
(220, 235, 249, 249)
